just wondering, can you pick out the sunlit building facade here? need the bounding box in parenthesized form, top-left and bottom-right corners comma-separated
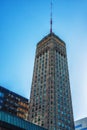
(0, 86, 28, 120)
(29, 33, 75, 130)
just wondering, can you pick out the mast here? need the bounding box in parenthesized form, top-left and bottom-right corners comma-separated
(50, 0, 53, 33)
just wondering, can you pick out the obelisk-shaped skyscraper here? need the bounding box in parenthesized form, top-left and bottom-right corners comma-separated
(29, 1, 74, 129)
(29, 32, 74, 130)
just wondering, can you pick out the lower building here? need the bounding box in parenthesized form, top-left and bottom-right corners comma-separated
(0, 86, 28, 120)
(0, 110, 47, 130)
(75, 117, 87, 130)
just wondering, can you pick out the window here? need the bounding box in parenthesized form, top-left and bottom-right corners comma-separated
(0, 92, 4, 98)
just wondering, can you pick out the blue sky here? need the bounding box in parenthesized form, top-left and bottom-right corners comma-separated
(0, 0, 87, 121)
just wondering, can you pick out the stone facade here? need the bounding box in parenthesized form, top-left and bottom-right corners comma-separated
(29, 33, 74, 130)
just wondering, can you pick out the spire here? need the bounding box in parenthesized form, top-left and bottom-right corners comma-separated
(50, 0, 53, 33)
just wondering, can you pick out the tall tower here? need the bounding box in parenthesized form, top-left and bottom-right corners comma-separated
(29, 32, 75, 130)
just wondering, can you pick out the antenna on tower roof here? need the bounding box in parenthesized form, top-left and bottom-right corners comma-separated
(50, 0, 53, 33)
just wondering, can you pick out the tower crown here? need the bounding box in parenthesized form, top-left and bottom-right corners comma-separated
(37, 33, 65, 48)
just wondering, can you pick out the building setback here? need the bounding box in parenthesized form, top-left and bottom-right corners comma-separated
(0, 86, 28, 120)
(75, 117, 87, 130)
(29, 33, 75, 130)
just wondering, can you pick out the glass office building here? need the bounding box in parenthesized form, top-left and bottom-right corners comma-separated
(0, 86, 28, 120)
(0, 110, 47, 130)
(29, 33, 74, 130)
(75, 117, 87, 130)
